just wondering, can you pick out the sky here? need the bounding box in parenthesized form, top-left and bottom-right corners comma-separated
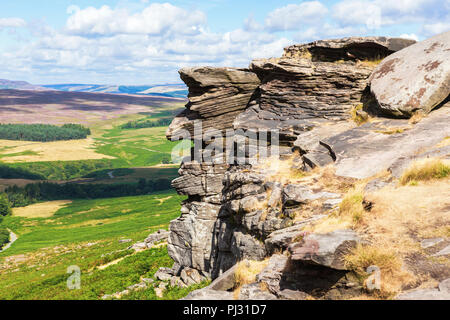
(0, 0, 449, 85)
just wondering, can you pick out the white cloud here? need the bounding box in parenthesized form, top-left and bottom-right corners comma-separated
(265, 1, 328, 32)
(2, 1, 450, 85)
(66, 3, 207, 36)
(421, 22, 450, 36)
(332, 0, 450, 28)
(0, 17, 26, 29)
(399, 33, 419, 41)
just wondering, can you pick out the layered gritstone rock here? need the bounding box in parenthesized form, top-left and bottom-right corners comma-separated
(234, 36, 415, 134)
(165, 35, 449, 300)
(166, 67, 260, 141)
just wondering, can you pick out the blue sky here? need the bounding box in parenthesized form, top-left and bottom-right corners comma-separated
(0, 0, 449, 85)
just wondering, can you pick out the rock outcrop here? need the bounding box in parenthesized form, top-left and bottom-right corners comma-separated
(167, 67, 260, 141)
(369, 31, 450, 117)
(164, 34, 450, 300)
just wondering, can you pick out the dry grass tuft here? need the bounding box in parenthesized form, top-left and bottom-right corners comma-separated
(344, 244, 414, 298)
(409, 111, 426, 125)
(307, 183, 365, 233)
(233, 259, 269, 299)
(375, 127, 406, 135)
(399, 158, 450, 185)
(339, 185, 365, 224)
(357, 58, 384, 68)
(255, 154, 310, 184)
(350, 104, 370, 125)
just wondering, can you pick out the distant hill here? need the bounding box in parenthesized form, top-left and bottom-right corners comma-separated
(0, 79, 50, 91)
(0, 79, 188, 98)
(42, 83, 188, 98)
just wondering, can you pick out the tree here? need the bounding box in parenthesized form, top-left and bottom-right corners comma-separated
(0, 193, 12, 216)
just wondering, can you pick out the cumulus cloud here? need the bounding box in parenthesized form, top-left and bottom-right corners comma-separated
(421, 22, 450, 36)
(1, 0, 449, 84)
(66, 3, 207, 36)
(0, 17, 26, 29)
(332, 0, 450, 29)
(265, 1, 328, 32)
(399, 33, 419, 41)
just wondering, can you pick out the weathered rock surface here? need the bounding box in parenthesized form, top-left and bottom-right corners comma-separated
(369, 31, 450, 117)
(145, 229, 170, 246)
(323, 105, 450, 179)
(288, 230, 360, 270)
(167, 67, 260, 141)
(284, 37, 416, 61)
(396, 278, 450, 300)
(168, 200, 221, 273)
(183, 288, 234, 300)
(235, 36, 414, 134)
(163, 34, 449, 301)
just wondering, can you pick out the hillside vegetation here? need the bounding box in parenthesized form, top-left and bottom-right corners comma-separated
(0, 123, 91, 142)
(0, 192, 210, 299)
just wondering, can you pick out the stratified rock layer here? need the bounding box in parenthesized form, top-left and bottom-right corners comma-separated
(165, 35, 449, 300)
(166, 67, 260, 141)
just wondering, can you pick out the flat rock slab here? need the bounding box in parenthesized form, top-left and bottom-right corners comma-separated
(433, 245, 450, 257)
(322, 106, 450, 179)
(288, 229, 360, 270)
(397, 278, 450, 300)
(369, 31, 450, 117)
(421, 238, 444, 249)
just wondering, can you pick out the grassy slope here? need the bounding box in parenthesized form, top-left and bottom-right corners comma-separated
(0, 191, 209, 300)
(3, 107, 186, 181)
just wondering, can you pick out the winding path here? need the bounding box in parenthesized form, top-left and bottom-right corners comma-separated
(0, 229, 18, 253)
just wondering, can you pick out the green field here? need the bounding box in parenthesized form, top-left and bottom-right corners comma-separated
(0, 192, 209, 300)
(3, 108, 189, 181)
(0, 102, 205, 300)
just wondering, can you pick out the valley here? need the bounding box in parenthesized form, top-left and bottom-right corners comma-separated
(0, 87, 204, 300)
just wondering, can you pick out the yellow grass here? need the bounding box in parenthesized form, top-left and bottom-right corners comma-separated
(233, 259, 269, 299)
(346, 178, 450, 296)
(12, 200, 72, 218)
(350, 104, 370, 125)
(400, 158, 450, 185)
(408, 111, 425, 125)
(0, 138, 115, 163)
(307, 183, 365, 233)
(344, 244, 414, 298)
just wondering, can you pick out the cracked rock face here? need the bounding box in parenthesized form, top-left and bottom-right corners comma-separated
(369, 31, 450, 117)
(166, 67, 260, 141)
(165, 34, 448, 300)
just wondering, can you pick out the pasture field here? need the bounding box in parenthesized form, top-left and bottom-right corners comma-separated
(0, 106, 187, 181)
(0, 192, 209, 300)
(0, 93, 199, 300)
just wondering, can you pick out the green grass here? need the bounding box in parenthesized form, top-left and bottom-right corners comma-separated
(400, 158, 450, 185)
(2, 109, 189, 181)
(1, 191, 183, 255)
(0, 191, 201, 300)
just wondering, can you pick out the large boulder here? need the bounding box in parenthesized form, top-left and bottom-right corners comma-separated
(288, 229, 361, 270)
(369, 31, 450, 117)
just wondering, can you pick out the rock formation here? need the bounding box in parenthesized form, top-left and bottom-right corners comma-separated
(164, 34, 450, 300)
(369, 31, 450, 117)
